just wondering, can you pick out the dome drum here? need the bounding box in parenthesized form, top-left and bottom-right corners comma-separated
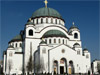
(27, 17, 65, 25)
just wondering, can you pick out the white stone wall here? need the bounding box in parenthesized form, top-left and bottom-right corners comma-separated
(4, 47, 23, 74)
(92, 60, 100, 74)
(3, 17, 91, 74)
(39, 44, 91, 74)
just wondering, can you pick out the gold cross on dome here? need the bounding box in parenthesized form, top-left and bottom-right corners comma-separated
(44, 0, 48, 8)
(72, 22, 75, 26)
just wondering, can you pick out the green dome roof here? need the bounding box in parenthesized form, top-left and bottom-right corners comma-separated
(31, 7, 62, 19)
(69, 25, 79, 30)
(8, 45, 14, 48)
(40, 40, 46, 44)
(83, 48, 88, 51)
(26, 22, 34, 25)
(42, 30, 67, 38)
(9, 35, 22, 43)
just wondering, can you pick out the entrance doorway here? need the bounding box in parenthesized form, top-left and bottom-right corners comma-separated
(60, 66, 64, 74)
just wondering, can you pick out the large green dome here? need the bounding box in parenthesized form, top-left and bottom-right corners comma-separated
(31, 7, 62, 19)
(42, 30, 67, 38)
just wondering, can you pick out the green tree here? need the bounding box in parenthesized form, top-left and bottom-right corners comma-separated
(27, 55, 34, 75)
(35, 58, 45, 73)
(26, 42, 34, 75)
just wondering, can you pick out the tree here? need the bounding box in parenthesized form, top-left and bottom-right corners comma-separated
(35, 58, 45, 73)
(8, 59, 13, 75)
(26, 55, 34, 75)
(97, 62, 100, 74)
(26, 42, 34, 75)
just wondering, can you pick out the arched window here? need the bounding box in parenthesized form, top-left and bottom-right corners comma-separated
(29, 29, 33, 36)
(69, 60, 73, 65)
(49, 39, 51, 44)
(63, 39, 64, 44)
(33, 19, 34, 24)
(55, 19, 57, 24)
(20, 43, 22, 47)
(59, 20, 61, 24)
(69, 60, 75, 74)
(46, 18, 48, 23)
(54, 39, 56, 43)
(73, 43, 80, 47)
(51, 18, 53, 23)
(53, 60, 58, 74)
(41, 18, 43, 23)
(36, 19, 38, 24)
(16, 43, 17, 47)
(45, 39, 47, 43)
(59, 39, 60, 43)
(74, 33, 78, 39)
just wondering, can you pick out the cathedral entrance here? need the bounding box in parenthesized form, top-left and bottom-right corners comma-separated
(60, 66, 64, 74)
(60, 58, 67, 74)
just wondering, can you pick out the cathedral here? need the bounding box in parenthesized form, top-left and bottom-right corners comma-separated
(3, 0, 91, 75)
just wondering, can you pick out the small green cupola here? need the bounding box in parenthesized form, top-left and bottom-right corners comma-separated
(9, 34, 22, 43)
(69, 22, 79, 30)
(40, 40, 46, 44)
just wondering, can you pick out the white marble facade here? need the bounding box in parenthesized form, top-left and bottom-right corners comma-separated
(3, 5, 91, 75)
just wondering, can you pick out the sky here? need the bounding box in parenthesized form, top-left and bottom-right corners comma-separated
(0, 0, 100, 62)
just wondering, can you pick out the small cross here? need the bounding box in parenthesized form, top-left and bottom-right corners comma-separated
(44, 0, 48, 8)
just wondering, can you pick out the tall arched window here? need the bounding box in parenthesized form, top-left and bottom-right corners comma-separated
(53, 60, 58, 74)
(45, 39, 47, 43)
(33, 19, 34, 24)
(59, 20, 61, 24)
(54, 39, 56, 43)
(55, 19, 57, 24)
(41, 18, 43, 23)
(74, 33, 78, 39)
(49, 39, 51, 44)
(59, 39, 60, 43)
(69, 60, 75, 74)
(63, 39, 64, 44)
(29, 29, 33, 36)
(20, 43, 22, 47)
(51, 18, 53, 23)
(36, 19, 38, 24)
(16, 43, 17, 47)
(46, 18, 48, 23)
